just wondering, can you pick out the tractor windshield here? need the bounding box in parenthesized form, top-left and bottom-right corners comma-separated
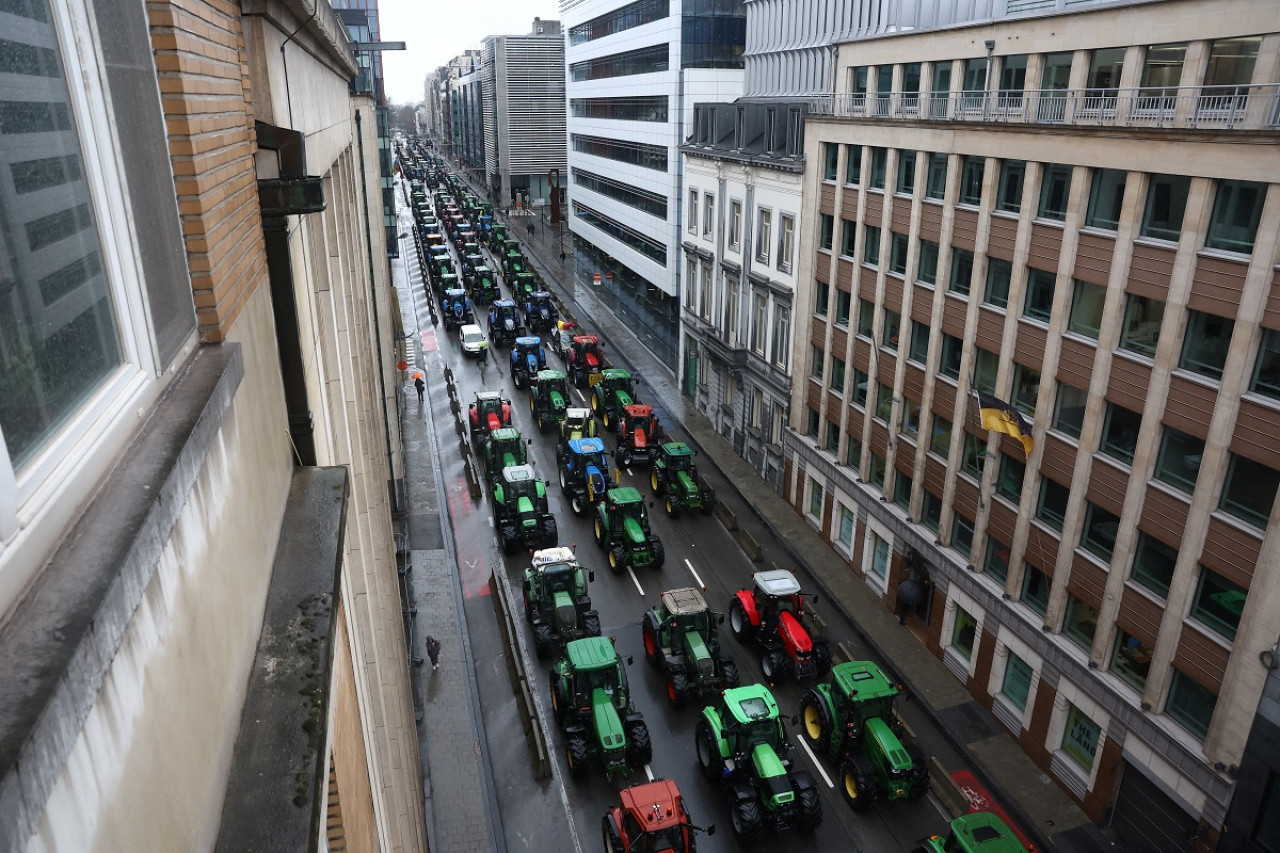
(666, 454, 690, 472)
(576, 664, 623, 698)
(541, 565, 576, 594)
(638, 827, 686, 853)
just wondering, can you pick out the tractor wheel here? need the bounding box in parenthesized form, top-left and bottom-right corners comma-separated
(617, 448, 631, 469)
(729, 600, 750, 641)
(543, 517, 558, 545)
(590, 391, 600, 412)
(514, 372, 525, 390)
(641, 614, 662, 666)
(608, 547, 624, 573)
(906, 744, 931, 799)
(695, 718, 721, 780)
(536, 412, 545, 433)
(529, 395, 536, 414)
(729, 794, 765, 844)
(761, 649, 788, 684)
(582, 612, 602, 637)
(593, 516, 607, 547)
(549, 671, 564, 718)
(559, 468, 570, 491)
(814, 641, 833, 677)
(666, 670, 689, 709)
(664, 496, 678, 518)
(571, 495, 587, 517)
(839, 755, 878, 811)
(652, 541, 665, 569)
(650, 469, 663, 495)
(720, 658, 741, 688)
(795, 778, 823, 831)
(601, 409, 612, 431)
(601, 816, 623, 853)
(626, 720, 653, 767)
(522, 584, 534, 624)
(565, 734, 590, 780)
(700, 492, 716, 515)
(533, 623, 554, 659)
(799, 691, 831, 747)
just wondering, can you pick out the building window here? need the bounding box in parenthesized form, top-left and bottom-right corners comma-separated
(826, 421, 840, 454)
(961, 57, 988, 109)
(1118, 294, 1165, 357)
(949, 248, 974, 295)
(569, 0, 669, 45)
(1206, 180, 1266, 254)
(1067, 280, 1105, 338)
(922, 489, 943, 531)
(1080, 502, 1121, 562)
(836, 502, 855, 548)
(1063, 595, 1099, 650)
(1192, 567, 1246, 641)
(685, 258, 698, 311)
(1099, 402, 1141, 464)
(1086, 47, 1125, 103)
(931, 61, 952, 118)
(893, 470, 912, 511)
(1139, 42, 1186, 102)
(569, 43, 670, 81)
(1023, 268, 1056, 322)
(959, 156, 984, 206)
(830, 356, 845, 391)
(997, 454, 1025, 502)
(807, 476, 825, 519)
(1180, 310, 1235, 380)
(811, 346, 824, 379)
(807, 407, 819, 438)
(961, 432, 987, 480)
(882, 309, 901, 351)
(852, 369, 869, 406)
(952, 512, 975, 558)
(845, 144, 862, 184)
(998, 54, 1028, 108)
(817, 211, 830, 251)
(755, 209, 771, 263)
(570, 95, 669, 121)
(771, 306, 791, 369)
(1154, 426, 1205, 494)
(1002, 653, 1033, 711)
(903, 397, 922, 439)
(952, 606, 978, 659)
(869, 450, 886, 490)
(822, 142, 839, 181)
(940, 333, 963, 379)
(1220, 453, 1280, 529)
(1021, 564, 1050, 614)
(1038, 163, 1073, 221)
(889, 232, 909, 275)
(863, 225, 881, 267)
(931, 415, 952, 458)
(702, 193, 714, 238)
(835, 289, 851, 326)
(1131, 532, 1177, 597)
(1010, 364, 1040, 417)
(751, 291, 767, 356)
(724, 276, 741, 344)
(856, 299, 874, 338)
(1085, 169, 1127, 230)
(896, 151, 917, 194)
(574, 169, 669, 218)
(997, 160, 1025, 213)
(925, 153, 947, 199)
(1111, 631, 1152, 691)
(847, 433, 862, 466)
(973, 348, 998, 394)
(918, 239, 939, 285)
(1053, 383, 1087, 439)
(1062, 704, 1101, 772)
(875, 382, 893, 422)
(814, 280, 830, 318)
(1250, 328, 1280, 400)
(1166, 669, 1217, 742)
(985, 259, 1011, 308)
(778, 214, 794, 272)
(909, 321, 930, 364)
(1037, 477, 1070, 530)
(867, 531, 889, 580)
(699, 262, 712, 320)
(687, 189, 698, 233)
(1140, 174, 1190, 241)
(841, 218, 857, 257)
(869, 147, 887, 189)
(571, 133, 668, 170)
(985, 536, 1010, 584)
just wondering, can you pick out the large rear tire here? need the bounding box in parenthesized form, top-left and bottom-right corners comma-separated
(559, 468, 569, 491)
(641, 614, 662, 666)
(761, 649, 788, 683)
(729, 600, 750, 641)
(608, 547, 624, 574)
(666, 670, 689, 710)
(533, 623, 554, 659)
(906, 744, 931, 799)
(650, 469, 663, 496)
(582, 612, 602, 637)
(729, 794, 764, 845)
(665, 496, 678, 518)
(800, 690, 832, 747)
(695, 718, 720, 780)
(571, 495, 587, 516)
(593, 516, 607, 547)
(565, 734, 590, 780)
(626, 720, 653, 767)
(796, 779, 823, 831)
(840, 755, 878, 811)
(720, 658, 741, 688)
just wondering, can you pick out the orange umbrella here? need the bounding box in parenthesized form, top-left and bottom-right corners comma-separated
(410, 369, 425, 381)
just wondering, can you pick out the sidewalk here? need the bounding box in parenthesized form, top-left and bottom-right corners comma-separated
(503, 201, 1109, 853)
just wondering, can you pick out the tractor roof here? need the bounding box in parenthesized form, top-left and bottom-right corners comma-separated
(564, 636, 619, 671)
(490, 427, 521, 442)
(502, 465, 536, 483)
(832, 661, 899, 701)
(572, 335, 598, 344)
(531, 290, 552, 298)
(474, 264, 493, 274)
(568, 437, 605, 454)
(445, 287, 465, 296)
(536, 369, 567, 381)
(601, 368, 631, 380)
(515, 336, 541, 346)
(659, 587, 708, 616)
(610, 486, 643, 505)
(722, 684, 779, 725)
(753, 569, 801, 597)
(532, 546, 576, 569)
(624, 404, 653, 417)
(565, 407, 592, 419)
(618, 780, 684, 832)
(493, 299, 516, 308)
(660, 442, 693, 457)
(475, 390, 502, 401)
(945, 813, 1027, 853)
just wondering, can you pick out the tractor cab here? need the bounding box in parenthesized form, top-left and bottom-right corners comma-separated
(751, 569, 804, 632)
(511, 271, 539, 302)
(568, 335, 603, 387)
(484, 427, 529, 480)
(598, 368, 635, 400)
(468, 390, 512, 441)
(462, 251, 485, 278)
(607, 780, 710, 853)
(564, 637, 630, 707)
(530, 369, 570, 432)
(721, 684, 789, 751)
(616, 404, 658, 467)
(524, 290, 559, 332)
(530, 548, 586, 598)
(551, 320, 577, 358)
(605, 487, 649, 527)
(488, 299, 523, 347)
(560, 407, 598, 443)
(442, 287, 472, 328)
(658, 442, 695, 473)
(510, 336, 547, 388)
(471, 266, 499, 305)
(914, 813, 1029, 853)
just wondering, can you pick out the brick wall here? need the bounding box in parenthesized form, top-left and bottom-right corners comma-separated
(148, 0, 268, 342)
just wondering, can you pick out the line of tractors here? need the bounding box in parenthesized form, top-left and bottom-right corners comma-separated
(401, 145, 1028, 853)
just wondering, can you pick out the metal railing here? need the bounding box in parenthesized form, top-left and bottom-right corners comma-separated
(806, 83, 1280, 132)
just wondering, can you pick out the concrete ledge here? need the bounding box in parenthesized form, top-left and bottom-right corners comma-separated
(734, 527, 763, 562)
(714, 500, 738, 530)
(930, 756, 971, 818)
(487, 572, 551, 779)
(216, 467, 350, 852)
(0, 344, 244, 853)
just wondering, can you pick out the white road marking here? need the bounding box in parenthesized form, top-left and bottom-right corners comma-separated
(796, 735, 834, 789)
(574, 389, 585, 403)
(626, 566, 645, 596)
(625, 467, 634, 478)
(487, 517, 494, 528)
(684, 559, 706, 590)
(644, 764, 655, 782)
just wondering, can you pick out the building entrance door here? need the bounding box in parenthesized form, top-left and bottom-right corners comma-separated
(1109, 759, 1199, 853)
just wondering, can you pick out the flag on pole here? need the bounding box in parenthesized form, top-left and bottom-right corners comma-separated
(977, 392, 1035, 456)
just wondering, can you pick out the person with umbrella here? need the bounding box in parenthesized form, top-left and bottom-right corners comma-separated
(411, 368, 425, 405)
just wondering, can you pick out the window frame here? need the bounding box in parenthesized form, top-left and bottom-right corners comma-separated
(755, 207, 772, 263)
(729, 199, 742, 248)
(777, 213, 795, 272)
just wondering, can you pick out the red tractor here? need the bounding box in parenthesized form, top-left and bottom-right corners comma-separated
(467, 390, 512, 444)
(603, 779, 715, 853)
(729, 569, 832, 684)
(566, 334, 604, 389)
(615, 404, 660, 468)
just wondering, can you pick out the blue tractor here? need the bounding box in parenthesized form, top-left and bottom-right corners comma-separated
(442, 287, 473, 329)
(488, 299, 523, 349)
(524, 290, 559, 333)
(510, 335, 547, 389)
(557, 437, 614, 517)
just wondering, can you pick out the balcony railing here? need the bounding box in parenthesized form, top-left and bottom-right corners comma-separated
(807, 83, 1280, 132)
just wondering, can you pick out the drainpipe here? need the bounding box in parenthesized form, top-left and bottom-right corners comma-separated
(984, 39, 996, 121)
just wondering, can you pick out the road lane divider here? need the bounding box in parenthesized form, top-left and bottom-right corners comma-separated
(683, 558, 706, 590)
(795, 735, 834, 789)
(626, 566, 645, 596)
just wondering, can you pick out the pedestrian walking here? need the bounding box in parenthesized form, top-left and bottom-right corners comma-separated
(559, 251, 566, 264)
(426, 635, 441, 671)
(414, 376, 425, 405)
(527, 223, 534, 238)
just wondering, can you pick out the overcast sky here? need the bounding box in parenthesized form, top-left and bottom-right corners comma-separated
(379, 0, 562, 104)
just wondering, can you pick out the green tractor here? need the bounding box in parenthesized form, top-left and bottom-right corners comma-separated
(511, 270, 540, 303)
(650, 442, 716, 518)
(593, 487, 664, 572)
(641, 587, 740, 709)
(521, 547, 601, 658)
(591, 368, 638, 431)
(798, 660, 930, 810)
(549, 637, 653, 781)
(491, 465, 557, 554)
(481, 427, 530, 484)
(560, 407, 598, 444)
(529, 369, 570, 432)
(695, 684, 822, 842)
(911, 812, 1028, 853)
